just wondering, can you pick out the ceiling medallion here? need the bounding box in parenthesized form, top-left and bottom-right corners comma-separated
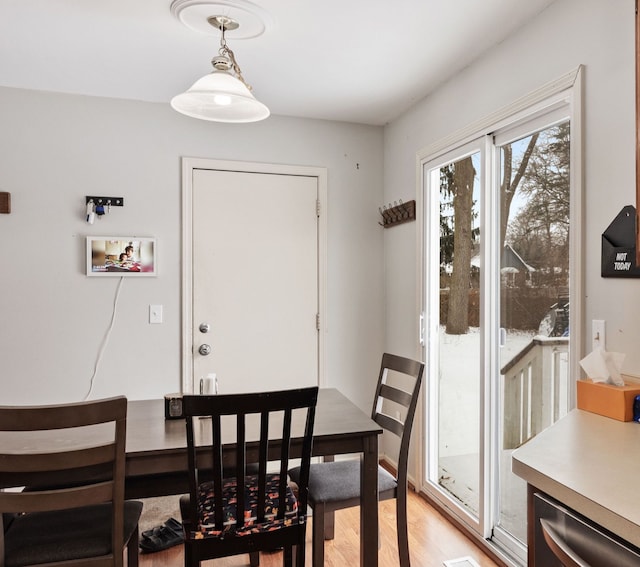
(170, 0, 273, 39)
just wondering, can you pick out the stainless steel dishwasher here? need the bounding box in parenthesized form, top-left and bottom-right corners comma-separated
(534, 492, 640, 566)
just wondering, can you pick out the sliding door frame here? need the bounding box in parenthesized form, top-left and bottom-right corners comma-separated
(416, 66, 584, 560)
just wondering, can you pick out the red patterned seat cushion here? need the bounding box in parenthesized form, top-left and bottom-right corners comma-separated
(193, 474, 302, 539)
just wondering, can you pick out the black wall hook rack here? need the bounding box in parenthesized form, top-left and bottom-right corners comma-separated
(85, 196, 124, 207)
(379, 199, 416, 228)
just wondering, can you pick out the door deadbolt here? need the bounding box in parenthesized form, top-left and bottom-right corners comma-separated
(198, 344, 212, 356)
(199, 323, 210, 333)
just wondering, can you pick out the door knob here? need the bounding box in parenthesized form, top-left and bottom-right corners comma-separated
(198, 344, 212, 356)
(199, 323, 210, 333)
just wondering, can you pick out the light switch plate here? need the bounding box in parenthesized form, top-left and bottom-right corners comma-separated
(149, 304, 163, 324)
(592, 319, 605, 351)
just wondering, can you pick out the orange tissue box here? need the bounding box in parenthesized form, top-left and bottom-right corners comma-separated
(576, 378, 640, 421)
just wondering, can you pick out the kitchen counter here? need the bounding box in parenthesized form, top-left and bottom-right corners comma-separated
(512, 409, 640, 550)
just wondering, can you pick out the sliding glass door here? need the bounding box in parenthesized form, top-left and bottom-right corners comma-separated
(493, 115, 571, 552)
(424, 141, 484, 529)
(421, 103, 575, 563)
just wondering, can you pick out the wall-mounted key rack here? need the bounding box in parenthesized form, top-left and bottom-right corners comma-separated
(379, 199, 416, 228)
(85, 196, 124, 207)
(85, 196, 124, 224)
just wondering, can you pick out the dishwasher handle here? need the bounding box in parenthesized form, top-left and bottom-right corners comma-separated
(540, 518, 592, 567)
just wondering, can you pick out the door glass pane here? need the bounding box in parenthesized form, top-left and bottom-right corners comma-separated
(437, 152, 481, 519)
(497, 121, 570, 543)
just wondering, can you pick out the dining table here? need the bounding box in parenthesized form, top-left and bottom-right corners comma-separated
(124, 388, 383, 567)
(0, 389, 382, 566)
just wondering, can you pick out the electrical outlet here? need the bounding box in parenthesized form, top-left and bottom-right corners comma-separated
(592, 319, 605, 351)
(149, 304, 163, 324)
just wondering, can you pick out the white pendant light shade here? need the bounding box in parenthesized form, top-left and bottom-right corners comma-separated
(171, 70, 270, 123)
(170, 13, 269, 123)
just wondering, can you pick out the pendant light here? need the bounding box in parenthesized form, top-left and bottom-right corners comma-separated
(171, 15, 269, 123)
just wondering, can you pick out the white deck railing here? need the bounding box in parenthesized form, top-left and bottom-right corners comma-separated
(501, 336, 569, 449)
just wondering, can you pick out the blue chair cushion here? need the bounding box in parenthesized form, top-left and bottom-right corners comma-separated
(192, 473, 301, 538)
(290, 461, 397, 503)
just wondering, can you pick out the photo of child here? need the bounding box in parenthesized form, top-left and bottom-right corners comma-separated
(87, 237, 156, 276)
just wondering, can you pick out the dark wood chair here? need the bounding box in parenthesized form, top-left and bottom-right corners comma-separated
(179, 386, 319, 567)
(289, 353, 424, 567)
(0, 396, 142, 567)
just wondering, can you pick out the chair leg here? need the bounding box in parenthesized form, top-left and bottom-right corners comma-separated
(312, 502, 326, 567)
(127, 525, 139, 567)
(396, 492, 410, 567)
(283, 545, 293, 567)
(294, 540, 305, 567)
(324, 510, 335, 540)
(250, 551, 260, 566)
(183, 541, 197, 567)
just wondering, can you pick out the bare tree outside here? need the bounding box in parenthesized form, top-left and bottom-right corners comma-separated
(500, 133, 539, 249)
(507, 123, 570, 287)
(440, 157, 476, 335)
(440, 138, 539, 335)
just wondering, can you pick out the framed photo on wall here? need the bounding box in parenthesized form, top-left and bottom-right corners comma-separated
(86, 236, 157, 276)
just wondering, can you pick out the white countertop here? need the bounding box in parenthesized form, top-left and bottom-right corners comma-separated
(512, 409, 640, 548)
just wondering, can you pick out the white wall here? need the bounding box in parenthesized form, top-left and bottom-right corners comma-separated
(3, 0, 635, 463)
(0, 86, 384, 408)
(383, 0, 640, 375)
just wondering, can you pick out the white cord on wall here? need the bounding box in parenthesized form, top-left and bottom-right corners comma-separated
(84, 276, 124, 400)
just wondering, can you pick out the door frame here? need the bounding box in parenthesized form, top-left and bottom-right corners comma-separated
(181, 157, 328, 393)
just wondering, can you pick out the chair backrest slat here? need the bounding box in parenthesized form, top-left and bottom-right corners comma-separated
(0, 397, 126, 431)
(235, 412, 247, 528)
(277, 407, 293, 520)
(0, 444, 116, 474)
(0, 481, 115, 514)
(378, 383, 413, 408)
(374, 412, 404, 438)
(212, 414, 224, 528)
(256, 411, 269, 523)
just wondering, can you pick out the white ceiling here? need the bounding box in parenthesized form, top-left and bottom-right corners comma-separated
(0, 0, 557, 126)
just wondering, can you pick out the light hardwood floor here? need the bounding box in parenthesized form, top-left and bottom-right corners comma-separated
(138, 490, 502, 567)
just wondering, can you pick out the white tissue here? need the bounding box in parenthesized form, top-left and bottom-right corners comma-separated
(579, 347, 626, 386)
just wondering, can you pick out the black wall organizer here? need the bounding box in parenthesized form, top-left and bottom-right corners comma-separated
(379, 199, 416, 228)
(85, 196, 124, 207)
(602, 204, 640, 277)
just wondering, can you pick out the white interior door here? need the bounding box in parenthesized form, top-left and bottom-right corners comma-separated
(189, 167, 320, 394)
